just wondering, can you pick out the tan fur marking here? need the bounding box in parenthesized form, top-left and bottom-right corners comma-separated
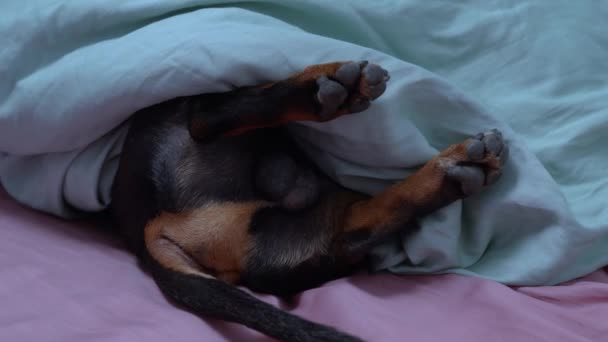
(223, 62, 352, 137)
(291, 62, 347, 82)
(344, 139, 501, 232)
(144, 201, 269, 283)
(343, 161, 447, 232)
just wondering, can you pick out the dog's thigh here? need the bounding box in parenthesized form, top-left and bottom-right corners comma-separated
(144, 201, 269, 283)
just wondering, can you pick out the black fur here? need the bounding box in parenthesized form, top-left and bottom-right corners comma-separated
(111, 95, 364, 341)
(110, 60, 507, 342)
(110, 62, 402, 342)
(144, 251, 362, 342)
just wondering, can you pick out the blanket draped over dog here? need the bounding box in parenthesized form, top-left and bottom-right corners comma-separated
(1, 0, 607, 286)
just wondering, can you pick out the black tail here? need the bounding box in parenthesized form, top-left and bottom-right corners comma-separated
(144, 253, 363, 342)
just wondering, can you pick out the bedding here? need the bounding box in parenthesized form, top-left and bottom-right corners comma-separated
(2, 187, 607, 342)
(1, 1, 608, 288)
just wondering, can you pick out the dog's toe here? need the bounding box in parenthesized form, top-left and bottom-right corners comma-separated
(316, 76, 348, 119)
(335, 61, 364, 88)
(446, 165, 485, 195)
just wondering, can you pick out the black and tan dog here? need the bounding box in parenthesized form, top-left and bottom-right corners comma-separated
(110, 61, 508, 342)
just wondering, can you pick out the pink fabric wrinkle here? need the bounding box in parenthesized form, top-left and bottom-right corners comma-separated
(2, 186, 608, 342)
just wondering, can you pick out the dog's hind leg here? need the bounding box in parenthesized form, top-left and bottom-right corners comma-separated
(333, 130, 509, 257)
(241, 130, 509, 295)
(182, 61, 390, 140)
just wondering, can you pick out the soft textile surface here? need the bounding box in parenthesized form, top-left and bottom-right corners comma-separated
(2, 188, 608, 342)
(1, 1, 608, 285)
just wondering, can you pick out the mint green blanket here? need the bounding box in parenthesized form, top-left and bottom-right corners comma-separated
(1, 1, 607, 285)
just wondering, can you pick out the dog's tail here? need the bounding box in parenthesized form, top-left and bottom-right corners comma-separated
(144, 252, 363, 342)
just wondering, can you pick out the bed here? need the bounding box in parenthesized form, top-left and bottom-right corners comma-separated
(2, 186, 607, 341)
(2, 1, 608, 341)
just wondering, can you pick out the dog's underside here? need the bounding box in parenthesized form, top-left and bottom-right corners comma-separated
(110, 61, 508, 342)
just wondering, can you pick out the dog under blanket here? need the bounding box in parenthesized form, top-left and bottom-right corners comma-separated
(1, 1, 607, 287)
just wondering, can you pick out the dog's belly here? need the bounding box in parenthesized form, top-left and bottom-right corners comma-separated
(162, 132, 262, 209)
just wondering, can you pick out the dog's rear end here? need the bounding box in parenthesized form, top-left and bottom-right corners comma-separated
(110, 61, 507, 341)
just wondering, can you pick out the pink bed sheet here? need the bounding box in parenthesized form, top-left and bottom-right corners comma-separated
(1, 187, 607, 342)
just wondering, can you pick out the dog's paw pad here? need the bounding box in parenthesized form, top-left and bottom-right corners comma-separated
(466, 129, 507, 164)
(446, 165, 485, 195)
(355, 62, 390, 106)
(314, 61, 389, 119)
(466, 139, 485, 160)
(443, 128, 509, 195)
(335, 61, 367, 88)
(316, 76, 348, 119)
(349, 97, 371, 113)
(360, 63, 389, 100)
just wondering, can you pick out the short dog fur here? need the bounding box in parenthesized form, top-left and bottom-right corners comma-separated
(110, 61, 508, 342)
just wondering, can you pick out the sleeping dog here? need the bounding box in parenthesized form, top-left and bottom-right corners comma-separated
(110, 61, 508, 342)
